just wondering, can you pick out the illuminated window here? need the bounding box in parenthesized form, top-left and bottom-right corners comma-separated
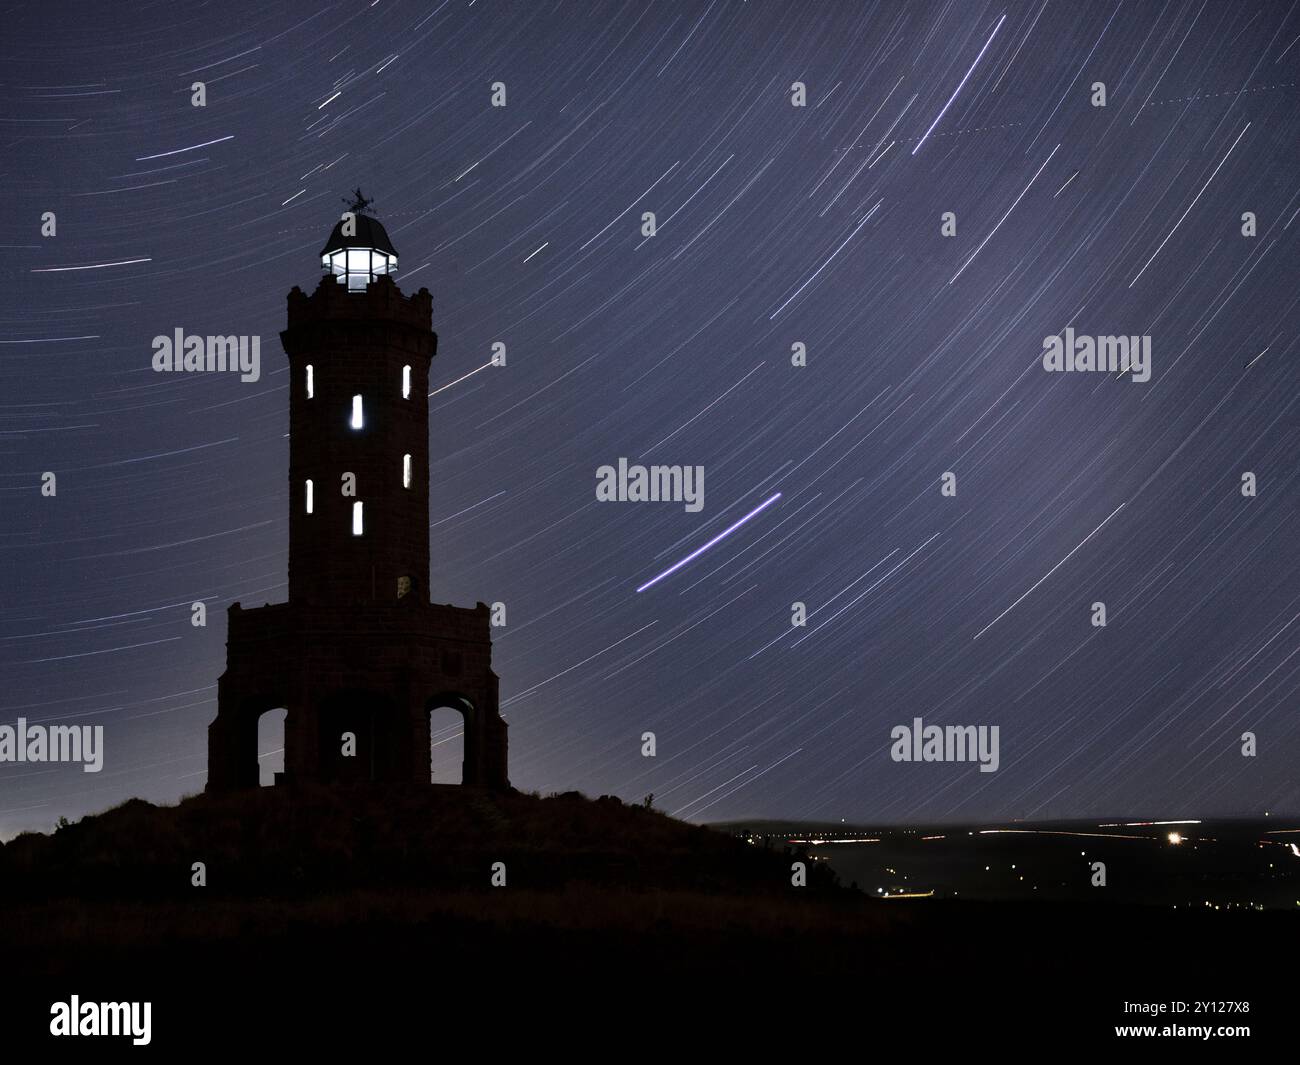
(403, 453, 412, 488)
(350, 394, 363, 429)
(397, 576, 411, 599)
(306, 364, 314, 398)
(305, 479, 314, 514)
(402, 364, 411, 399)
(352, 501, 363, 536)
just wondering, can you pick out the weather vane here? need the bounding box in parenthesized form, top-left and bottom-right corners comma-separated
(343, 188, 374, 216)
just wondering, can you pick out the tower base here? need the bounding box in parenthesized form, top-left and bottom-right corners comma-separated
(207, 598, 508, 792)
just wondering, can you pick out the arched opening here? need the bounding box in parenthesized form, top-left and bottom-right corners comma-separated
(429, 705, 464, 785)
(210, 688, 287, 792)
(257, 707, 286, 786)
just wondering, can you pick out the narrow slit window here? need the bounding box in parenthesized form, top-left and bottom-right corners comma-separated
(305, 479, 314, 514)
(403, 453, 412, 489)
(306, 364, 314, 398)
(352, 500, 364, 536)
(350, 394, 363, 429)
(402, 364, 411, 399)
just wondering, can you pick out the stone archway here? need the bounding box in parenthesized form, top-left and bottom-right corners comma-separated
(257, 707, 287, 786)
(428, 703, 465, 784)
(209, 681, 289, 792)
(426, 692, 476, 786)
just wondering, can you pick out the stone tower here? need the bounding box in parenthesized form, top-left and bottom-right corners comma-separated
(207, 205, 509, 792)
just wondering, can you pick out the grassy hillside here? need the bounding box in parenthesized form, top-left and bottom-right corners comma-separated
(0, 784, 841, 900)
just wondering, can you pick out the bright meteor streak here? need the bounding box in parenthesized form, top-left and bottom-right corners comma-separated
(636, 493, 781, 593)
(912, 13, 1005, 156)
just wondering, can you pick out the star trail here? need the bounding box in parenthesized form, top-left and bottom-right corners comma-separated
(2, 0, 1298, 837)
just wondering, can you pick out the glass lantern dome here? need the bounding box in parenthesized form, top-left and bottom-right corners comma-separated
(319, 210, 399, 293)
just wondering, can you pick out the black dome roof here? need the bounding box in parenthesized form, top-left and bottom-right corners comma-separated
(320, 213, 398, 258)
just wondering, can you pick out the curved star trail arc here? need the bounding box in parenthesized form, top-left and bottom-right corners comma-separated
(1, 0, 1297, 834)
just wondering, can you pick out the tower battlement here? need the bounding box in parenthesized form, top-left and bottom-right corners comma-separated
(286, 273, 434, 332)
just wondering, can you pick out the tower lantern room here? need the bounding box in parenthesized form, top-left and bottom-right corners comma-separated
(321, 190, 399, 292)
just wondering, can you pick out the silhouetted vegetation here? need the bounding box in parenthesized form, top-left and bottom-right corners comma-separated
(1, 791, 1292, 1047)
(0, 785, 842, 902)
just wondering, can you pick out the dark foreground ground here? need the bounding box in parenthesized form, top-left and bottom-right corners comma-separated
(1, 788, 1290, 1051)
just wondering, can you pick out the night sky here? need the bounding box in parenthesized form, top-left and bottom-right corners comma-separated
(3, 0, 1298, 838)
